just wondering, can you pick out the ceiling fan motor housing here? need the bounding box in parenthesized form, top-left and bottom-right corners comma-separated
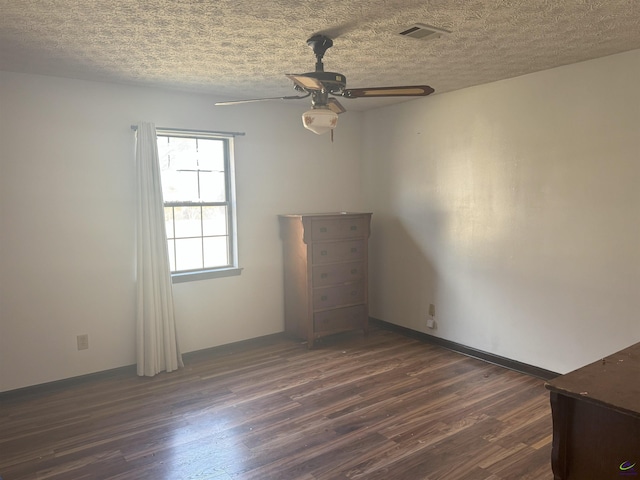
(302, 71, 346, 93)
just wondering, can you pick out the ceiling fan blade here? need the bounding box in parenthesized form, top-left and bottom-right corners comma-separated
(327, 98, 346, 114)
(342, 85, 434, 98)
(215, 93, 310, 106)
(286, 74, 324, 91)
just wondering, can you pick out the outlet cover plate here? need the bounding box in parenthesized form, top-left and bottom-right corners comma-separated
(77, 334, 89, 350)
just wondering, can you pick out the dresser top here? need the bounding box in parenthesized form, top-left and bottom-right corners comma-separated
(545, 342, 640, 419)
(279, 212, 372, 218)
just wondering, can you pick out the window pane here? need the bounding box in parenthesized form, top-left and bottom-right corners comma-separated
(157, 137, 171, 170)
(169, 137, 198, 170)
(175, 238, 203, 271)
(167, 239, 176, 271)
(164, 207, 174, 238)
(204, 236, 229, 268)
(174, 207, 202, 238)
(199, 171, 226, 202)
(202, 206, 227, 236)
(197, 139, 225, 171)
(163, 170, 199, 202)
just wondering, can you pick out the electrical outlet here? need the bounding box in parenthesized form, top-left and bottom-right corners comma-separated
(426, 318, 436, 329)
(77, 334, 89, 351)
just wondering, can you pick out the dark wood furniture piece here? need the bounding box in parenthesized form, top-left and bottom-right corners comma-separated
(279, 212, 372, 348)
(545, 342, 640, 480)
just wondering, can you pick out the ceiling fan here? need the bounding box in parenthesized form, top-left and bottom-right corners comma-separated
(215, 35, 435, 134)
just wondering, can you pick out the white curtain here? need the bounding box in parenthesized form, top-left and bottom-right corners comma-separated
(134, 122, 183, 376)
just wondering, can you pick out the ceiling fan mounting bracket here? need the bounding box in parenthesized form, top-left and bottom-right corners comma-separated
(307, 35, 333, 72)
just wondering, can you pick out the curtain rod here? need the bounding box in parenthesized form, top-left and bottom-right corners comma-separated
(130, 125, 245, 137)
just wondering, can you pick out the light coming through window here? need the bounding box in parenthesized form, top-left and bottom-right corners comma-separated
(157, 129, 239, 282)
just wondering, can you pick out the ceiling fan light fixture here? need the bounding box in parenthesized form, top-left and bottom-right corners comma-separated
(301, 107, 338, 135)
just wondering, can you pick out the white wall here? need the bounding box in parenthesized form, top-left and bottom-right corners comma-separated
(0, 72, 364, 392)
(363, 49, 640, 374)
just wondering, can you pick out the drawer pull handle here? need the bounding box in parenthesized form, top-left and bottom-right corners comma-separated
(320, 227, 327, 232)
(350, 248, 357, 253)
(350, 225, 357, 231)
(321, 273, 328, 279)
(350, 269, 357, 274)
(321, 250, 328, 256)
(321, 295, 328, 301)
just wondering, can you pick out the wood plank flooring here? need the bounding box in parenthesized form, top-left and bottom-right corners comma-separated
(0, 327, 554, 480)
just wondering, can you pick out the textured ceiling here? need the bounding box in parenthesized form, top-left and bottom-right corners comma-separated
(1, 0, 640, 111)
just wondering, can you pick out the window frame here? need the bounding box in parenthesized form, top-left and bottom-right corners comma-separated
(156, 128, 242, 283)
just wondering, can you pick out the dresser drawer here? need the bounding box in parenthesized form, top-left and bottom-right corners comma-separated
(312, 261, 364, 287)
(313, 281, 365, 310)
(311, 217, 367, 240)
(312, 239, 365, 264)
(314, 305, 367, 334)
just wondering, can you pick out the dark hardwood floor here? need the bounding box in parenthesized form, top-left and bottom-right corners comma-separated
(0, 327, 553, 480)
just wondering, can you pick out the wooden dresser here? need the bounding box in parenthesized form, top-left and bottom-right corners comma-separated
(279, 212, 372, 348)
(545, 342, 640, 480)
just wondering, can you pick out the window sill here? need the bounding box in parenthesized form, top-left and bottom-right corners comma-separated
(171, 267, 243, 284)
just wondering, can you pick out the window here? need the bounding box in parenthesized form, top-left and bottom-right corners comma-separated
(157, 129, 240, 282)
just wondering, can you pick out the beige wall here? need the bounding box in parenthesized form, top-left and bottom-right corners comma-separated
(0, 72, 364, 392)
(363, 49, 640, 374)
